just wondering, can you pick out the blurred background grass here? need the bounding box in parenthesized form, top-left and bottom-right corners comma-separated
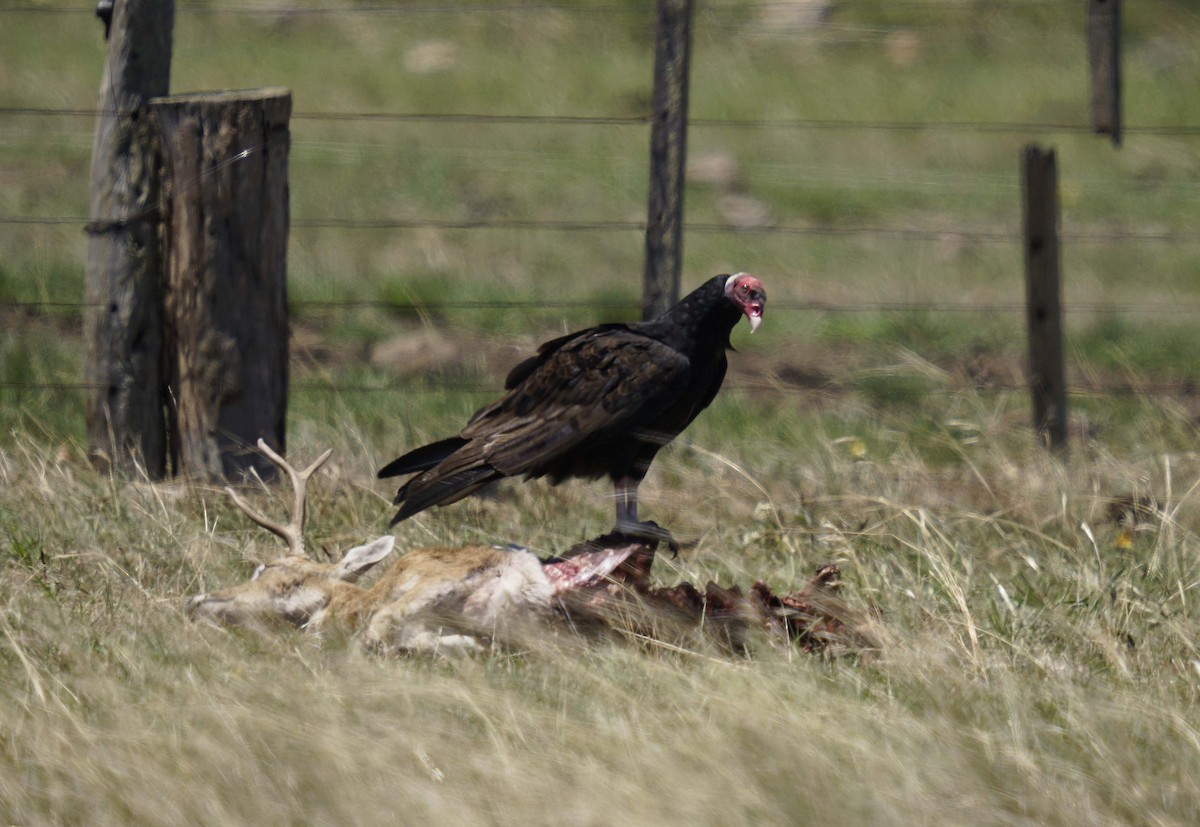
(3, 0, 1199, 449)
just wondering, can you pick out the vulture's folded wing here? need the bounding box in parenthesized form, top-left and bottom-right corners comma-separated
(462, 327, 692, 476)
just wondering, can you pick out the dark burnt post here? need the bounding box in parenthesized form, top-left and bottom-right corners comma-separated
(1087, 0, 1121, 146)
(1021, 145, 1068, 457)
(83, 0, 175, 477)
(151, 89, 292, 481)
(642, 0, 694, 320)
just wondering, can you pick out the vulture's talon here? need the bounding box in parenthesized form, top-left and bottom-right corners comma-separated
(614, 520, 689, 557)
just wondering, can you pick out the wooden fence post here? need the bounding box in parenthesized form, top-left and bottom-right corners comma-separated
(83, 0, 174, 477)
(1087, 0, 1121, 146)
(642, 0, 694, 320)
(151, 89, 292, 481)
(1021, 145, 1068, 457)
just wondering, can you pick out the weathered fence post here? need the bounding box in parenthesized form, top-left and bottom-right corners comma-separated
(150, 89, 292, 481)
(1087, 0, 1121, 146)
(642, 0, 694, 320)
(1021, 145, 1068, 457)
(83, 0, 174, 477)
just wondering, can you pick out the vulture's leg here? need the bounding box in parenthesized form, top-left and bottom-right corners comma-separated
(614, 476, 639, 526)
(613, 476, 680, 553)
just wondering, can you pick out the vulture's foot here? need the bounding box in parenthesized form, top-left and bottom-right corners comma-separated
(614, 520, 688, 556)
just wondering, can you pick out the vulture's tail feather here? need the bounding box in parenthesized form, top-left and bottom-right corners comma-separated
(388, 466, 498, 526)
(377, 437, 468, 479)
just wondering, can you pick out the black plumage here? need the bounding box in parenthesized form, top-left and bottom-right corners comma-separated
(96, 0, 115, 40)
(378, 273, 766, 540)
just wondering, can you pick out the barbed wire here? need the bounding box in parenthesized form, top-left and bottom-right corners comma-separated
(5, 105, 1200, 137)
(0, 3, 638, 14)
(0, 1, 1069, 18)
(6, 213, 1200, 245)
(5, 298, 1200, 316)
(0, 379, 1194, 399)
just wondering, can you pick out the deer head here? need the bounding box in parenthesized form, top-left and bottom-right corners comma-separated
(186, 440, 396, 630)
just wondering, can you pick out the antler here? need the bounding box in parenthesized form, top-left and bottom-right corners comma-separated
(224, 439, 334, 558)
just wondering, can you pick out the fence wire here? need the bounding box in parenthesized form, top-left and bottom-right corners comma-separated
(5, 105, 1200, 137)
(5, 213, 1200, 246)
(0, 1, 1071, 18)
(5, 298, 1200, 316)
(1, 379, 1195, 400)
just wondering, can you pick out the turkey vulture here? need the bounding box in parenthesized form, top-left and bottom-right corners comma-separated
(378, 272, 766, 544)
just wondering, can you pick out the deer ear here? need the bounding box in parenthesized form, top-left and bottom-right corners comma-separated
(332, 536, 396, 582)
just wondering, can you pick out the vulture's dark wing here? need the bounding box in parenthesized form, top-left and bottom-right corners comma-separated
(502, 323, 628, 390)
(460, 326, 692, 476)
(382, 326, 692, 524)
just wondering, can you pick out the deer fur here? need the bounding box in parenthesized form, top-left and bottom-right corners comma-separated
(187, 538, 559, 654)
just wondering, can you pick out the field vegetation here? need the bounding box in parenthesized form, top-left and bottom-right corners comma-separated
(3, 1, 1200, 823)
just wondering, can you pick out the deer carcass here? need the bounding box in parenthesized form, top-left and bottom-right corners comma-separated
(188, 442, 873, 656)
(186, 441, 642, 654)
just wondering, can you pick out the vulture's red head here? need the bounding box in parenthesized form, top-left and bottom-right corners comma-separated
(724, 272, 766, 333)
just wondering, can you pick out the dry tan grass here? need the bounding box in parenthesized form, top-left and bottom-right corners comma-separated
(3, 402, 1200, 825)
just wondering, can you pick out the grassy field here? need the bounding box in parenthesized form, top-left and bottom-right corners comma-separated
(3, 1, 1200, 824)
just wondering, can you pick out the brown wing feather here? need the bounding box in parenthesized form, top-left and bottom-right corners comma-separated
(462, 328, 691, 476)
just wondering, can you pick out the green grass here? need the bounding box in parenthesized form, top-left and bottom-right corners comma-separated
(4, 1, 1200, 824)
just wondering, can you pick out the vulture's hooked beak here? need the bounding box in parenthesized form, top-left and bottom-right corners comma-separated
(746, 303, 764, 333)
